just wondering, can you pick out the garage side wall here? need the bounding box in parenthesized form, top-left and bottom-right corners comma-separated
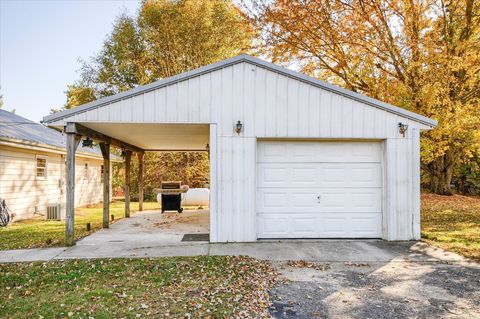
(384, 129, 421, 240)
(48, 62, 425, 242)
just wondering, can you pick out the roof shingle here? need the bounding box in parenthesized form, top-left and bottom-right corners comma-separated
(0, 109, 104, 157)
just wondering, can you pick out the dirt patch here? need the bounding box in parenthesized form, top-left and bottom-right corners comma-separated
(155, 210, 209, 230)
(137, 210, 210, 235)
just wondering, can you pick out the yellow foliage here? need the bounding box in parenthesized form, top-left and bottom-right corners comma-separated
(247, 0, 480, 194)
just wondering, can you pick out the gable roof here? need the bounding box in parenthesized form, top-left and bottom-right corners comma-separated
(0, 110, 119, 160)
(43, 54, 437, 127)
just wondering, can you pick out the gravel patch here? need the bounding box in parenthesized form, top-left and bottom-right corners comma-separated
(269, 260, 480, 319)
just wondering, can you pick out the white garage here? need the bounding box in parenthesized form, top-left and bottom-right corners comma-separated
(43, 54, 437, 243)
(256, 140, 383, 239)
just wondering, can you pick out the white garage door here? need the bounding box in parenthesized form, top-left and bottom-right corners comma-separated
(256, 141, 383, 238)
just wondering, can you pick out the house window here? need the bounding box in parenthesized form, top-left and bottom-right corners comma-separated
(36, 156, 47, 179)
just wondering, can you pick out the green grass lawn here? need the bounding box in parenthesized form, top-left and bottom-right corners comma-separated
(0, 256, 276, 319)
(421, 193, 480, 261)
(0, 201, 159, 250)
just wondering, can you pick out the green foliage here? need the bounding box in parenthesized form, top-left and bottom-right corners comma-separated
(62, 0, 252, 186)
(64, 83, 97, 109)
(137, 0, 253, 79)
(114, 152, 210, 200)
(64, 0, 253, 108)
(453, 153, 480, 195)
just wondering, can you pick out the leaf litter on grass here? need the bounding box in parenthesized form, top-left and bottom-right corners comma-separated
(0, 256, 279, 319)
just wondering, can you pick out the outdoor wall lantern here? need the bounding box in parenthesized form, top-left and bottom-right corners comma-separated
(235, 120, 243, 135)
(82, 137, 93, 148)
(398, 122, 409, 137)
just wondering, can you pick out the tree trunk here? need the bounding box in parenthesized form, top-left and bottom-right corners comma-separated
(427, 150, 456, 195)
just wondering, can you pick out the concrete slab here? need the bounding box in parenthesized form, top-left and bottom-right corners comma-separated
(77, 209, 209, 247)
(209, 240, 469, 263)
(0, 209, 474, 265)
(55, 242, 209, 259)
(0, 247, 66, 263)
(50, 209, 210, 259)
(0, 240, 474, 265)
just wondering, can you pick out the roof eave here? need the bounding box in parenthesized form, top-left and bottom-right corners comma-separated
(43, 54, 437, 128)
(0, 137, 122, 162)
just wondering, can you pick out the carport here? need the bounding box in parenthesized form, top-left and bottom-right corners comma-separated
(53, 122, 212, 246)
(43, 54, 436, 245)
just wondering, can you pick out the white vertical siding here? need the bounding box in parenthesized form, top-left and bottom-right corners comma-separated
(412, 128, 421, 239)
(215, 136, 256, 242)
(209, 124, 218, 242)
(0, 145, 105, 220)
(384, 128, 421, 240)
(47, 61, 428, 242)
(74, 157, 103, 208)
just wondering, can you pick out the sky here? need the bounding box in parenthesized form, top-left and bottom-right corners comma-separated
(0, 0, 141, 122)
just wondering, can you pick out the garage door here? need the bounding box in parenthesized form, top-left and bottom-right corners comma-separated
(256, 141, 383, 238)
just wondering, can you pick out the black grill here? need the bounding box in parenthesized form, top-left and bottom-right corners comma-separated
(160, 181, 183, 213)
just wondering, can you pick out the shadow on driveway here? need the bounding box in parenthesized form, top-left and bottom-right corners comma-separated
(269, 242, 480, 319)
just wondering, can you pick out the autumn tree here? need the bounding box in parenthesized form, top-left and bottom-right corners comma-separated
(65, 0, 253, 108)
(65, 0, 253, 196)
(246, 0, 480, 195)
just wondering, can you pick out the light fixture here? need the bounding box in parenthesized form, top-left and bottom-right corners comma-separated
(235, 120, 243, 135)
(205, 143, 210, 152)
(82, 137, 93, 148)
(398, 122, 409, 137)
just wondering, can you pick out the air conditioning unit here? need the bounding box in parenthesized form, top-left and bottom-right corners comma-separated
(46, 203, 65, 220)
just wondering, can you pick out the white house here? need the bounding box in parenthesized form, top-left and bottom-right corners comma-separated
(43, 55, 436, 243)
(0, 110, 115, 220)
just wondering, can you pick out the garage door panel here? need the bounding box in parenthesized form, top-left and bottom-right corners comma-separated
(262, 192, 289, 208)
(350, 216, 383, 236)
(257, 216, 290, 237)
(256, 213, 382, 238)
(256, 141, 383, 239)
(257, 163, 382, 188)
(257, 141, 382, 163)
(292, 168, 318, 184)
(257, 188, 382, 213)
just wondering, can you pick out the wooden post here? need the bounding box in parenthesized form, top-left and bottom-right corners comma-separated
(138, 152, 144, 212)
(65, 131, 81, 246)
(124, 150, 132, 218)
(99, 143, 110, 228)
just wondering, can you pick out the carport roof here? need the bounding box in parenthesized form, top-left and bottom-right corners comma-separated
(43, 54, 437, 127)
